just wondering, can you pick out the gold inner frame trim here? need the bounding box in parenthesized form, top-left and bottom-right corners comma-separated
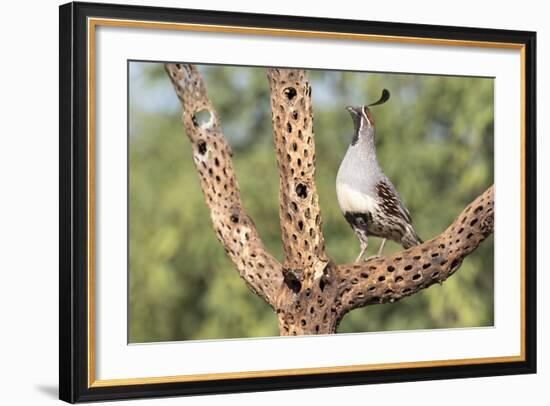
(87, 17, 527, 388)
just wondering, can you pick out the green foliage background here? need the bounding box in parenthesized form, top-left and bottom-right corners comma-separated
(129, 62, 494, 343)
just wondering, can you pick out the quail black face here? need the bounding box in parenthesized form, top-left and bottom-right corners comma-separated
(346, 105, 374, 146)
(346, 106, 363, 135)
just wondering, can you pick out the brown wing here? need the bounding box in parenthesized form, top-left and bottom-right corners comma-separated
(376, 181, 413, 224)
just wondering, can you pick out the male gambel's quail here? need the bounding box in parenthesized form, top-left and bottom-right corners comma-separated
(336, 89, 422, 262)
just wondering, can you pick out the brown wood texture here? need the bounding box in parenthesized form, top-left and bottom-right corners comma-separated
(165, 64, 283, 308)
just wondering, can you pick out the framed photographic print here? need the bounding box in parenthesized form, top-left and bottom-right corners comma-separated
(59, 1, 537, 403)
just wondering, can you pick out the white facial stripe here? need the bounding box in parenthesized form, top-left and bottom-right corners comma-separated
(362, 107, 371, 126)
(358, 115, 365, 132)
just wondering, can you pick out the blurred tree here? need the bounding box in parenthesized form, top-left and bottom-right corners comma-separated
(129, 63, 493, 343)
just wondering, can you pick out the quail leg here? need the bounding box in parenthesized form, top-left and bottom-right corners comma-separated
(355, 238, 368, 262)
(364, 239, 386, 261)
(377, 238, 387, 257)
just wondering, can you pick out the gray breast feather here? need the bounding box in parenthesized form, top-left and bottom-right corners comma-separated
(336, 146, 412, 226)
(336, 145, 381, 195)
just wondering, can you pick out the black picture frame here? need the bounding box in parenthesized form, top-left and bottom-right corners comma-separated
(59, 1, 537, 403)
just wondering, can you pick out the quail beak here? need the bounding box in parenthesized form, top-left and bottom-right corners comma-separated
(346, 106, 362, 117)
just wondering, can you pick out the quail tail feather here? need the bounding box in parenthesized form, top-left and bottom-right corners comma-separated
(401, 226, 423, 249)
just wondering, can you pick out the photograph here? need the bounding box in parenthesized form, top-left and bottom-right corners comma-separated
(128, 62, 495, 343)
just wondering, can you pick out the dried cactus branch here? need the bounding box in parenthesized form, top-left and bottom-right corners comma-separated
(165, 63, 283, 308)
(336, 185, 494, 315)
(266, 68, 330, 299)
